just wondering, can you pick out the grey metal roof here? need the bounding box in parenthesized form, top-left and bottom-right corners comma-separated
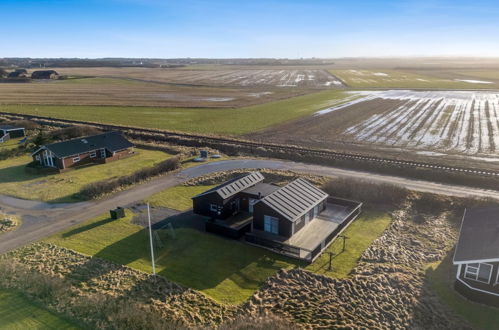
(454, 207, 499, 263)
(39, 131, 133, 158)
(242, 183, 280, 197)
(193, 172, 264, 200)
(259, 178, 328, 221)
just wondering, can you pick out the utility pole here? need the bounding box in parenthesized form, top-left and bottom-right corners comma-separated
(327, 252, 335, 271)
(147, 203, 156, 275)
(339, 235, 349, 252)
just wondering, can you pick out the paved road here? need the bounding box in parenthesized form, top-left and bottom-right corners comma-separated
(1, 159, 498, 254)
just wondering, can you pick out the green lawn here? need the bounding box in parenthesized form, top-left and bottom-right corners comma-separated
(1, 90, 350, 135)
(426, 255, 499, 330)
(147, 184, 216, 211)
(0, 138, 25, 151)
(306, 211, 392, 277)
(331, 69, 496, 89)
(46, 210, 300, 305)
(0, 289, 78, 330)
(0, 148, 171, 203)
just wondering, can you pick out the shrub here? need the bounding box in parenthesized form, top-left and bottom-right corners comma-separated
(0, 145, 27, 160)
(323, 177, 409, 206)
(1, 119, 39, 130)
(80, 156, 180, 199)
(49, 126, 101, 141)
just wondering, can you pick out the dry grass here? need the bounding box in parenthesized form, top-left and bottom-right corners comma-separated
(0, 76, 305, 108)
(42, 66, 343, 88)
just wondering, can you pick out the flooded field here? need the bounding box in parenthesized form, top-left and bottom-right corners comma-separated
(249, 90, 499, 162)
(51, 67, 344, 88)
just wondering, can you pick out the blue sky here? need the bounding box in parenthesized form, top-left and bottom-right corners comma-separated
(2, 0, 499, 58)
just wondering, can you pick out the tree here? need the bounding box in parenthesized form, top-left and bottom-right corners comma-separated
(32, 129, 50, 148)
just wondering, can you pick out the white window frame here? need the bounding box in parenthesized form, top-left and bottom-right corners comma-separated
(100, 149, 106, 158)
(72, 156, 80, 163)
(248, 198, 258, 213)
(210, 204, 218, 212)
(465, 263, 493, 284)
(89, 151, 97, 158)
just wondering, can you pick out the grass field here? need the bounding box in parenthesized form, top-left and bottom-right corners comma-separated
(331, 69, 497, 89)
(306, 211, 392, 277)
(0, 289, 78, 330)
(1, 89, 350, 135)
(46, 180, 391, 305)
(147, 184, 216, 211)
(0, 138, 25, 151)
(0, 148, 171, 202)
(45, 210, 299, 305)
(426, 254, 499, 330)
(0, 76, 303, 108)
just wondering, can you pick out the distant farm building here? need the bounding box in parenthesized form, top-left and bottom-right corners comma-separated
(192, 172, 362, 262)
(0, 125, 25, 143)
(7, 69, 28, 78)
(31, 70, 59, 80)
(32, 131, 134, 171)
(453, 207, 499, 307)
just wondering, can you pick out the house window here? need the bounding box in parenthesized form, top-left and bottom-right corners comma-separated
(100, 149, 106, 158)
(465, 263, 493, 283)
(249, 198, 258, 213)
(264, 215, 279, 234)
(210, 204, 219, 212)
(72, 156, 80, 163)
(90, 151, 97, 158)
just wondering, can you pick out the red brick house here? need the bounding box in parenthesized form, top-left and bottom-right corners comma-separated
(32, 131, 134, 171)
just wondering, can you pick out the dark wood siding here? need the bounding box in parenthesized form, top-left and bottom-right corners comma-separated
(192, 192, 225, 219)
(6, 129, 25, 138)
(293, 215, 306, 235)
(253, 202, 293, 238)
(239, 192, 262, 213)
(457, 262, 499, 295)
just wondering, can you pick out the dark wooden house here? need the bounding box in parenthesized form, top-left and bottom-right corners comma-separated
(7, 69, 28, 78)
(193, 173, 362, 261)
(453, 207, 499, 306)
(31, 70, 59, 79)
(31, 131, 134, 171)
(0, 125, 25, 138)
(252, 178, 328, 238)
(0, 125, 25, 142)
(192, 172, 266, 219)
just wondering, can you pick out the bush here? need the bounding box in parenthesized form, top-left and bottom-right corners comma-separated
(323, 177, 409, 206)
(80, 156, 180, 199)
(49, 126, 101, 141)
(0, 145, 28, 160)
(1, 119, 39, 130)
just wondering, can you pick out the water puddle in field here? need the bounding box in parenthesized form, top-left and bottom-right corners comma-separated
(322, 90, 499, 156)
(454, 79, 494, 84)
